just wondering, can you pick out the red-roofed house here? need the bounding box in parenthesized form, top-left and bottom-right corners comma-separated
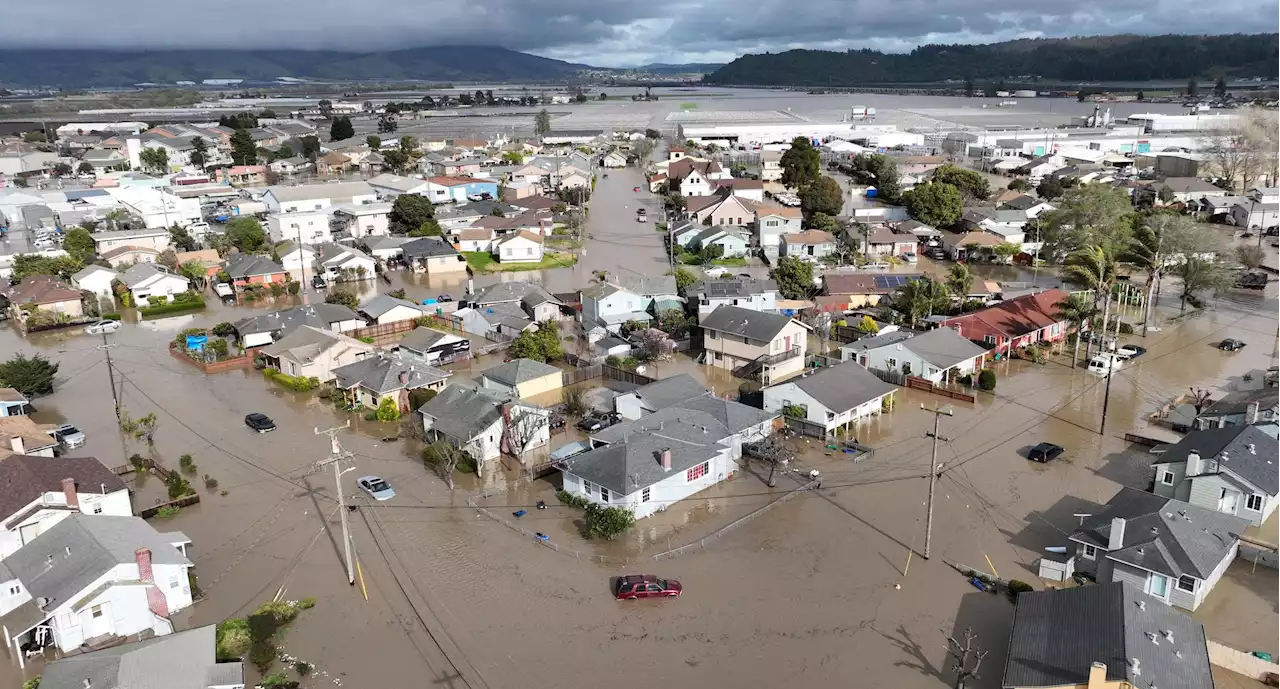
(938, 289, 1072, 355)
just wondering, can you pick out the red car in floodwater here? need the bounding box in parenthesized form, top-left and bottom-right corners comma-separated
(614, 574, 682, 600)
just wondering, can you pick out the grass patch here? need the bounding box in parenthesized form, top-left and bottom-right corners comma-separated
(710, 256, 748, 266)
(464, 251, 579, 273)
(139, 298, 206, 319)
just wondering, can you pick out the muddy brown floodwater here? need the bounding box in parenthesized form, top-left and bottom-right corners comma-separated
(0, 225, 1275, 689)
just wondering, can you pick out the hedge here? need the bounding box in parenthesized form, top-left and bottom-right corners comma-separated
(140, 298, 206, 318)
(101, 313, 122, 321)
(262, 368, 319, 392)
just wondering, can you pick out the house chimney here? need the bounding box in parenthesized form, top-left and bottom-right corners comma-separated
(660, 448, 672, 471)
(1108, 517, 1126, 551)
(62, 477, 79, 510)
(1247, 401, 1261, 424)
(1186, 451, 1200, 476)
(1086, 662, 1108, 689)
(399, 371, 410, 385)
(9, 436, 24, 454)
(136, 547, 170, 618)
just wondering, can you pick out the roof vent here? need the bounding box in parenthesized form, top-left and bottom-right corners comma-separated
(1174, 650, 1182, 659)
(1136, 599, 1146, 610)
(1146, 631, 1159, 645)
(1162, 630, 1174, 642)
(1129, 658, 1141, 676)
(1248, 443, 1256, 454)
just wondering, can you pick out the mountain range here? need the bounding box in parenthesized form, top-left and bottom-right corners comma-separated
(704, 34, 1280, 86)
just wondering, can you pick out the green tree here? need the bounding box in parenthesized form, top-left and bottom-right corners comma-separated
(389, 194, 435, 233)
(1123, 213, 1221, 335)
(325, 290, 359, 310)
(226, 217, 268, 253)
(992, 242, 1021, 262)
(1055, 292, 1097, 368)
(377, 115, 398, 134)
(382, 149, 409, 172)
(0, 353, 60, 396)
(780, 137, 821, 189)
(930, 164, 991, 201)
(408, 219, 443, 237)
(1036, 177, 1064, 200)
(77, 161, 95, 175)
(945, 263, 974, 297)
(12, 254, 83, 280)
(22, 130, 46, 143)
(366, 135, 381, 149)
(1186, 78, 1199, 98)
(374, 396, 400, 422)
(52, 162, 73, 177)
(534, 109, 552, 138)
(190, 136, 208, 170)
(1037, 184, 1135, 259)
(1063, 245, 1117, 358)
(889, 277, 951, 327)
(501, 151, 524, 164)
(505, 322, 563, 362)
(230, 129, 257, 165)
(62, 227, 97, 262)
(1173, 257, 1232, 311)
(329, 116, 355, 141)
(903, 182, 963, 227)
(1007, 178, 1031, 192)
(169, 224, 198, 252)
(276, 144, 294, 159)
(854, 315, 880, 333)
(769, 255, 814, 299)
(668, 267, 697, 293)
(139, 147, 169, 173)
(300, 135, 321, 160)
(584, 503, 635, 540)
(799, 176, 843, 219)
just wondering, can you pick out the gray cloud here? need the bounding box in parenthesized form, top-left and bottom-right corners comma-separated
(2, 0, 1273, 66)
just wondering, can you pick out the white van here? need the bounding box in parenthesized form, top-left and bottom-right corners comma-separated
(1086, 353, 1122, 375)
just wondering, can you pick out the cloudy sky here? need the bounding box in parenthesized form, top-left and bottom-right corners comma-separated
(6, 0, 1275, 67)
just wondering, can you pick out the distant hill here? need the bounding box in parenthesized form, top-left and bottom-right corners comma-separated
(0, 46, 592, 88)
(704, 34, 1280, 86)
(631, 63, 726, 75)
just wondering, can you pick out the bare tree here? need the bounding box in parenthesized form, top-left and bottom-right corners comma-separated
(1243, 107, 1279, 187)
(1189, 387, 1213, 415)
(745, 436, 793, 487)
(424, 439, 469, 490)
(945, 627, 989, 689)
(635, 328, 675, 361)
(632, 139, 654, 168)
(1201, 123, 1264, 191)
(504, 407, 548, 456)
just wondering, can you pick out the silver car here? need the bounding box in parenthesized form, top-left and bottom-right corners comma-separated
(357, 476, 396, 501)
(53, 424, 86, 450)
(84, 320, 122, 335)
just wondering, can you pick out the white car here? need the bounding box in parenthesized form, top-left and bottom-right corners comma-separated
(84, 320, 122, 335)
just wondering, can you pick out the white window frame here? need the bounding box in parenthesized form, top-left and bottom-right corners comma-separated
(1082, 544, 1097, 560)
(1160, 470, 1175, 486)
(641, 487, 650, 503)
(1247, 494, 1264, 511)
(1148, 573, 1170, 599)
(1176, 575, 1197, 593)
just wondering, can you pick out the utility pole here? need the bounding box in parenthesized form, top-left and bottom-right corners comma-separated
(922, 403, 953, 559)
(1099, 361, 1115, 435)
(314, 424, 356, 585)
(97, 332, 120, 419)
(946, 627, 989, 689)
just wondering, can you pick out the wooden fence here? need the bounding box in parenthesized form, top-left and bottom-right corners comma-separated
(138, 493, 201, 519)
(168, 343, 256, 374)
(602, 364, 656, 386)
(563, 364, 603, 386)
(868, 368, 976, 403)
(348, 318, 417, 346)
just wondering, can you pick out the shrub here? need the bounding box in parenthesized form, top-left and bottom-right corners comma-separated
(140, 296, 206, 318)
(1008, 579, 1034, 600)
(1020, 345, 1046, 364)
(102, 313, 122, 321)
(216, 618, 251, 660)
(1117, 321, 1134, 335)
(165, 471, 193, 500)
(154, 505, 181, 518)
(129, 453, 148, 471)
(209, 338, 229, 357)
(249, 639, 277, 673)
(23, 678, 40, 689)
(295, 661, 313, 676)
(374, 396, 401, 422)
(958, 373, 973, 386)
(407, 388, 437, 409)
(297, 597, 316, 610)
(605, 355, 621, 367)
(179, 453, 197, 474)
(261, 672, 296, 689)
(253, 600, 300, 624)
(211, 321, 236, 336)
(286, 280, 301, 295)
(977, 369, 997, 391)
(781, 404, 806, 419)
(204, 474, 219, 490)
(583, 503, 635, 539)
(220, 489, 229, 496)
(263, 368, 318, 392)
(562, 387, 586, 416)
(556, 489, 589, 509)
(269, 283, 285, 297)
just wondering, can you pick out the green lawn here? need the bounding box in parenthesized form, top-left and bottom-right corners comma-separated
(710, 257, 748, 266)
(464, 251, 579, 273)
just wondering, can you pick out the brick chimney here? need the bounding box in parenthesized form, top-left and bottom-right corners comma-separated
(660, 448, 672, 471)
(1247, 401, 1261, 424)
(61, 477, 79, 511)
(135, 548, 170, 619)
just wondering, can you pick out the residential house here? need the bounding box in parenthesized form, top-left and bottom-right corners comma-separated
(690, 277, 779, 320)
(4, 276, 84, 322)
(822, 272, 924, 310)
(940, 229, 1003, 261)
(368, 173, 431, 198)
(1229, 188, 1279, 229)
(0, 389, 30, 418)
(1151, 425, 1278, 527)
(710, 178, 765, 202)
(479, 359, 563, 399)
(315, 243, 376, 282)
(274, 241, 317, 274)
(80, 148, 129, 174)
(173, 249, 222, 282)
(331, 202, 392, 239)
(419, 385, 550, 462)
(601, 151, 628, 168)
(560, 398, 776, 519)
(259, 325, 374, 382)
(469, 281, 565, 323)
(70, 265, 118, 300)
(401, 237, 467, 274)
(647, 173, 669, 193)
(358, 294, 431, 325)
(840, 327, 988, 384)
(780, 230, 838, 262)
(457, 228, 495, 253)
(753, 204, 804, 255)
(425, 176, 499, 204)
(232, 303, 365, 348)
(700, 305, 810, 384)
(315, 151, 351, 176)
(688, 227, 750, 258)
(395, 327, 471, 364)
(1155, 177, 1230, 204)
(332, 352, 451, 411)
(269, 156, 311, 176)
(666, 159, 730, 197)
(262, 182, 377, 214)
(760, 150, 783, 182)
(0, 417, 60, 460)
(0, 515, 193, 661)
(493, 231, 544, 263)
(612, 374, 710, 420)
(687, 193, 758, 227)
(978, 210, 1033, 251)
(669, 221, 706, 250)
(580, 275, 680, 334)
(0, 455, 131, 559)
(267, 211, 332, 244)
(37, 624, 244, 689)
(763, 362, 896, 435)
(222, 253, 288, 291)
(91, 228, 170, 254)
(559, 170, 591, 189)
(1014, 155, 1064, 181)
(100, 246, 160, 268)
(1002, 583, 1214, 689)
(999, 194, 1057, 218)
(1067, 488, 1249, 612)
(1194, 382, 1278, 430)
(361, 236, 413, 262)
(857, 225, 918, 257)
(117, 263, 189, 308)
(218, 165, 268, 186)
(938, 288, 1072, 356)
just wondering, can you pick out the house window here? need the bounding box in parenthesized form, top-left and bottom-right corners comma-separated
(8, 585, 20, 596)
(92, 502, 103, 514)
(1148, 574, 1169, 599)
(1177, 575, 1197, 593)
(642, 487, 651, 502)
(707, 330, 718, 340)
(1247, 494, 1264, 511)
(686, 462, 709, 482)
(91, 605, 104, 618)
(886, 358, 897, 368)
(1082, 544, 1097, 560)
(169, 576, 181, 589)
(984, 335, 998, 345)
(1160, 470, 1175, 486)
(600, 487, 610, 503)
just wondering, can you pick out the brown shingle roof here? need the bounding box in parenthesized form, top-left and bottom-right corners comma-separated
(101, 246, 159, 261)
(0, 454, 127, 521)
(782, 230, 837, 245)
(0, 417, 60, 460)
(755, 204, 802, 219)
(5, 275, 82, 306)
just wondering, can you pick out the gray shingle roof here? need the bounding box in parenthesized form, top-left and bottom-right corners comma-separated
(1199, 387, 1279, 418)
(0, 455, 127, 523)
(266, 181, 374, 203)
(595, 396, 776, 445)
(233, 303, 361, 338)
(481, 358, 561, 386)
(849, 327, 988, 370)
(397, 327, 463, 354)
(118, 262, 178, 289)
(785, 362, 897, 413)
(332, 352, 450, 395)
(622, 373, 709, 410)
(40, 624, 242, 689)
(419, 385, 510, 441)
(401, 236, 460, 259)
(692, 277, 779, 299)
(2, 515, 191, 612)
(1153, 425, 1278, 496)
(70, 265, 117, 282)
(565, 421, 725, 495)
(700, 305, 796, 342)
(259, 325, 367, 366)
(1069, 488, 1250, 579)
(471, 280, 558, 306)
(1003, 582, 1213, 689)
(222, 252, 285, 279)
(359, 294, 429, 319)
(839, 329, 918, 355)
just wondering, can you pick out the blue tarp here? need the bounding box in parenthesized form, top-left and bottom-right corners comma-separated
(185, 334, 207, 351)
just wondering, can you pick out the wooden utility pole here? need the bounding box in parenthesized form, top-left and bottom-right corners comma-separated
(922, 403, 953, 559)
(946, 627, 989, 689)
(97, 332, 120, 419)
(314, 424, 356, 585)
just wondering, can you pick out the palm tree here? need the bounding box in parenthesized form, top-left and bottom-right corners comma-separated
(945, 263, 974, 299)
(1123, 221, 1164, 337)
(891, 277, 951, 328)
(1055, 292, 1097, 368)
(1063, 245, 1117, 360)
